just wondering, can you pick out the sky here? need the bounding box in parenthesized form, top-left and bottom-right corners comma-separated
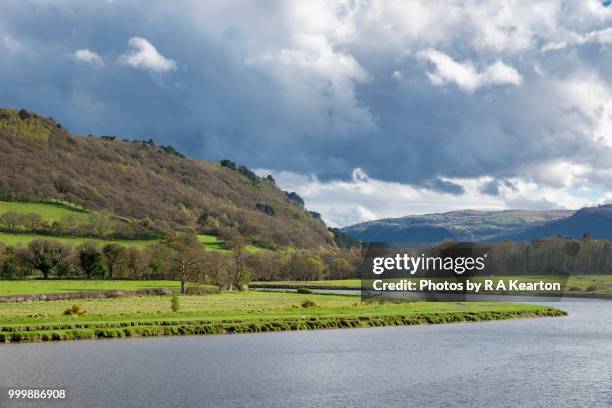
(1, 0, 612, 227)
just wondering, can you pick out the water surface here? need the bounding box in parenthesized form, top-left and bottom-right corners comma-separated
(0, 301, 610, 407)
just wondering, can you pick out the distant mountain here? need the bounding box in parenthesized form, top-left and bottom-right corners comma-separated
(0, 108, 333, 249)
(501, 205, 612, 241)
(341, 209, 575, 244)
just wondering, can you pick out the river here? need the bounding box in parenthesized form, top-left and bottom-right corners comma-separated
(0, 301, 610, 407)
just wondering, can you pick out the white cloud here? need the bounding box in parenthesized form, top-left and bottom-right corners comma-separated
(542, 27, 612, 51)
(73, 49, 104, 67)
(529, 160, 590, 188)
(118, 37, 176, 73)
(554, 72, 612, 147)
(417, 49, 522, 92)
(245, 33, 375, 135)
(1, 35, 26, 54)
(257, 168, 601, 227)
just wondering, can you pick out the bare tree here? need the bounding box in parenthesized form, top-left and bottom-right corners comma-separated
(0, 212, 22, 231)
(226, 237, 250, 290)
(165, 230, 206, 294)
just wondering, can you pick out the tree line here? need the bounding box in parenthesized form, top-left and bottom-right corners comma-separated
(482, 236, 612, 275)
(417, 235, 612, 276)
(0, 230, 361, 293)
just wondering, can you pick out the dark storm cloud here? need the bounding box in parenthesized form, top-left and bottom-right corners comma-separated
(1, 0, 612, 196)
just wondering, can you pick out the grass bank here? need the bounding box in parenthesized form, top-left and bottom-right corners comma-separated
(0, 291, 565, 343)
(0, 280, 188, 296)
(251, 275, 612, 297)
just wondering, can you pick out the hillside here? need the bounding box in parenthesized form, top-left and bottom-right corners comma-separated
(0, 108, 331, 249)
(342, 209, 574, 244)
(500, 205, 612, 241)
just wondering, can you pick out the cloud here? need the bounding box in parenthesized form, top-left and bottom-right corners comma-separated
(118, 37, 176, 73)
(73, 49, 104, 67)
(1, 1, 612, 224)
(542, 27, 612, 51)
(257, 168, 599, 227)
(417, 49, 522, 92)
(1, 35, 26, 54)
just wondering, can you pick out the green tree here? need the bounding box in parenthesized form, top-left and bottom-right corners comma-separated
(22, 239, 71, 279)
(78, 242, 104, 279)
(102, 244, 124, 279)
(331, 258, 353, 279)
(288, 251, 325, 280)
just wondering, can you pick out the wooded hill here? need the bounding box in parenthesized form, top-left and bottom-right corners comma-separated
(0, 108, 334, 249)
(342, 209, 574, 244)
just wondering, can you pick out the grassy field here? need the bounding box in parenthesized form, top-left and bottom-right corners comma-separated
(251, 280, 361, 289)
(0, 232, 154, 248)
(0, 201, 84, 220)
(0, 232, 268, 253)
(250, 275, 612, 296)
(197, 234, 271, 254)
(0, 200, 269, 253)
(0, 290, 565, 342)
(0, 280, 187, 296)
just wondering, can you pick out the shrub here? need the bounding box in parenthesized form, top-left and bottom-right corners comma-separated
(585, 283, 601, 292)
(171, 295, 180, 312)
(297, 287, 313, 294)
(63, 304, 86, 315)
(184, 286, 219, 295)
(104, 290, 126, 299)
(18, 109, 31, 120)
(301, 300, 317, 308)
(567, 286, 582, 292)
(144, 287, 173, 296)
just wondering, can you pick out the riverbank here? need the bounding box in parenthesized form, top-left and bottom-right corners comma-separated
(251, 275, 612, 298)
(0, 291, 565, 343)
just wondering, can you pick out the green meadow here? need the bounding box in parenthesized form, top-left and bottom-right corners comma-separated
(251, 275, 612, 296)
(0, 280, 185, 296)
(0, 200, 270, 252)
(0, 231, 269, 253)
(251, 275, 612, 298)
(0, 232, 154, 248)
(0, 290, 565, 343)
(0, 200, 84, 220)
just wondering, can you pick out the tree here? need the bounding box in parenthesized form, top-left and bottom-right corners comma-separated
(203, 251, 232, 289)
(288, 251, 325, 281)
(78, 242, 104, 279)
(145, 243, 170, 280)
(124, 247, 145, 279)
(87, 214, 112, 237)
(226, 237, 251, 290)
(247, 252, 285, 281)
(331, 258, 353, 280)
(102, 244, 124, 279)
(0, 211, 22, 231)
(22, 213, 44, 231)
(165, 230, 206, 294)
(22, 239, 71, 279)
